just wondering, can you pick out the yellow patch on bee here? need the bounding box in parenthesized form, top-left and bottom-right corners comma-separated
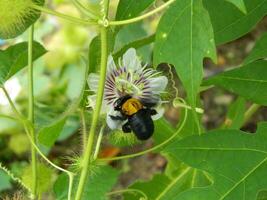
(122, 98, 143, 116)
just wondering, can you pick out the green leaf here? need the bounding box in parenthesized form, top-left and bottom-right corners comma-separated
(115, 0, 155, 20)
(38, 117, 67, 147)
(164, 122, 267, 200)
(0, 170, 11, 192)
(38, 59, 88, 147)
(153, 118, 176, 145)
(0, 41, 47, 86)
(114, 22, 152, 62)
(204, 0, 267, 45)
(203, 60, 267, 106)
(225, 0, 247, 13)
(223, 97, 246, 129)
(124, 166, 211, 200)
(244, 32, 267, 64)
(0, 0, 44, 39)
(54, 165, 119, 200)
(22, 163, 54, 195)
(154, 0, 216, 108)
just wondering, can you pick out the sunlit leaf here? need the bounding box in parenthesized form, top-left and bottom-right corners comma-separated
(54, 165, 119, 200)
(203, 60, 267, 106)
(38, 117, 67, 147)
(0, 170, 11, 192)
(154, 0, 216, 108)
(225, 0, 247, 13)
(0, 42, 47, 86)
(22, 163, 54, 195)
(204, 0, 267, 45)
(164, 122, 267, 199)
(244, 32, 267, 64)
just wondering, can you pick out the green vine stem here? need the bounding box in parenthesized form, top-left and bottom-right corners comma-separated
(31, 4, 98, 26)
(243, 104, 261, 125)
(106, 189, 148, 200)
(1, 87, 74, 200)
(93, 125, 105, 160)
(108, 0, 176, 26)
(74, 22, 109, 200)
(28, 25, 38, 198)
(98, 98, 188, 162)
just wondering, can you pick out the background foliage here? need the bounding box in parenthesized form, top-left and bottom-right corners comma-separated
(0, 0, 267, 199)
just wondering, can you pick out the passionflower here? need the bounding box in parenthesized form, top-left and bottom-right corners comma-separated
(87, 48, 168, 131)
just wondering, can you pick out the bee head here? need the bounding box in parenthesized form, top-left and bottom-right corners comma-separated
(114, 95, 132, 111)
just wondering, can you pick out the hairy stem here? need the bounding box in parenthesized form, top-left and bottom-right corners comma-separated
(31, 4, 98, 26)
(93, 125, 105, 160)
(108, 0, 175, 26)
(98, 99, 188, 161)
(80, 109, 87, 152)
(1, 87, 74, 200)
(28, 25, 38, 198)
(74, 26, 108, 200)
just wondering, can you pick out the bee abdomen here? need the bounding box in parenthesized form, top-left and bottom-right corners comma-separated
(129, 109, 154, 140)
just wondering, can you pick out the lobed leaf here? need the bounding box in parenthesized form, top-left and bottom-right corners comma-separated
(124, 165, 212, 200)
(225, 0, 247, 13)
(244, 32, 267, 64)
(204, 0, 267, 45)
(115, 0, 155, 20)
(203, 60, 267, 106)
(164, 122, 267, 200)
(154, 0, 216, 109)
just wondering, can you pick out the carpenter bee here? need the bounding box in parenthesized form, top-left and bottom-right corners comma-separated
(109, 95, 157, 140)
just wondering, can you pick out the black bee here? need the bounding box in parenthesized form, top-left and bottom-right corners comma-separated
(109, 95, 157, 140)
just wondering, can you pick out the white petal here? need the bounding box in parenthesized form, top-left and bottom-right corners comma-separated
(149, 76, 168, 93)
(87, 73, 100, 92)
(107, 55, 117, 73)
(122, 48, 141, 71)
(106, 109, 124, 130)
(152, 106, 165, 121)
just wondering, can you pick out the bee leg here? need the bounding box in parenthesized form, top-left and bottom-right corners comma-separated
(122, 122, 132, 133)
(109, 115, 127, 121)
